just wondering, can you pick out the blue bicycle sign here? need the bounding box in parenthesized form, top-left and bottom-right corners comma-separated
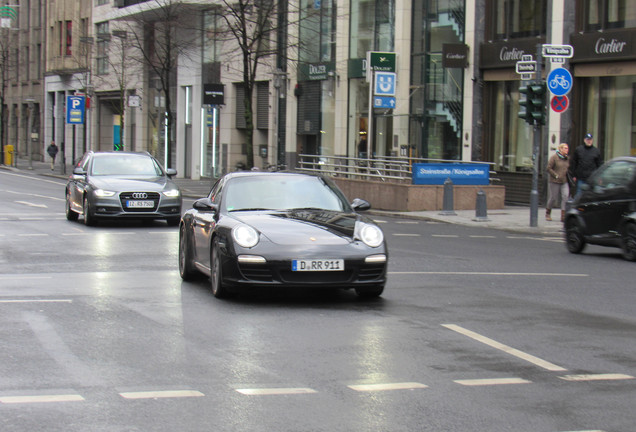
(547, 67, 572, 96)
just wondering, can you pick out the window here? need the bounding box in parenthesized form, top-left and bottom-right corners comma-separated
(491, 0, 546, 39)
(349, 0, 395, 59)
(96, 22, 109, 75)
(235, 84, 246, 129)
(584, 0, 636, 30)
(256, 82, 269, 130)
(65, 21, 73, 56)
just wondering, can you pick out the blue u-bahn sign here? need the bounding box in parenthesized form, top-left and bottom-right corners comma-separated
(412, 163, 490, 185)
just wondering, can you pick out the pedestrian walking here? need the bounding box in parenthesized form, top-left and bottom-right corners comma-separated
(46, 141, 59, 171)
(569, 133, 602, 196)
(546, 143, 570, 222)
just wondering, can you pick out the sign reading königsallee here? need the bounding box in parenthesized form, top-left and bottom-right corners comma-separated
(412, 163, 490, 185)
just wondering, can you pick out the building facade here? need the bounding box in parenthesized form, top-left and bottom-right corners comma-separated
(6, 0, 636, 206)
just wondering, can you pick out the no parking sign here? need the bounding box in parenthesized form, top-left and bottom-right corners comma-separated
(550, 95, 569, 113)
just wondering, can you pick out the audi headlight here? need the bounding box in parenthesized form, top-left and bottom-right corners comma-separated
(94, 189, 116, 197)
(357, 222, 384, 248)
(232, 224, 259, 248)
(163, 189, 181, 197)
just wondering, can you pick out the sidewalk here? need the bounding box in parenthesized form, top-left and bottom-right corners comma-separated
(2, 158, 564, 236)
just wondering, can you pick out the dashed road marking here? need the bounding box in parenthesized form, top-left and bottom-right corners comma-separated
(0, 394, 84, 404)
(432, 234, 459, 238)
(442, 324, 568, 372)
(348, 382, 428, 392)
(454, 378, 532, 386)
(236, 387, 318, 396)
(469, 235, 496, 238)
(558, 374, 634, 382)
(120, 390, 205, 399)
(390, 271, 587, 277)
(0, 299, 72, 303)
(392, 233, 421, 237)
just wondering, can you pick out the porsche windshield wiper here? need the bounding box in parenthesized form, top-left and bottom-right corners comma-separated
(229, 207, 271, 212)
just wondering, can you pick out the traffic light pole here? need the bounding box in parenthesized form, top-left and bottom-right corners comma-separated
(529, 44, 543, 228)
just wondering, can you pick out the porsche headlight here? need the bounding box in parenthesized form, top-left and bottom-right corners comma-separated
(357, 223, 384, 248)
(163, 189, 181, 197)
(94, 189, 116, 197)
(232, 224, 259, 248)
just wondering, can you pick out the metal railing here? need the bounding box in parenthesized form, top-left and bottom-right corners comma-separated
(295, 154, 498, 184)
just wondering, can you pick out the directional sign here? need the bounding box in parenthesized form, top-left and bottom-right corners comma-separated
(547, 67, 573, 96)
(542, 44, 574, 58)
(66, 95, 85, 124)
(373, 96, 396, 109)
(550, 95, 569, 113)
(515, 61, 536, 75)
(374, 72, 396, 96)
(369, 52, 396, 72)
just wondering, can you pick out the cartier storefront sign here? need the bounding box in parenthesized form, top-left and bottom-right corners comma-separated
(480, 38, 546, 69)
(571, 29, 636, 63)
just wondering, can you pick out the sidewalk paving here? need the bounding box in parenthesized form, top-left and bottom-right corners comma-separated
(2, 158, 564, 236)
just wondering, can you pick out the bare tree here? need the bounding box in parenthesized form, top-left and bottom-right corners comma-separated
(217, 0, 279, 169)
(120, 0, 200, 167)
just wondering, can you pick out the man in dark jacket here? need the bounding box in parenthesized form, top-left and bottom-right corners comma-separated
(569, 133, 602, 195)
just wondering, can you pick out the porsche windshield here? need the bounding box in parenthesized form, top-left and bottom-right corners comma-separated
(224, 175, 349, 212)
(90, 155, 163, 177)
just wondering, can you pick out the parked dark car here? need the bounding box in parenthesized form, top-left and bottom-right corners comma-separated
(178, 171, 388, 298)
(65, 151, 182, 226)
(565, 156, 636, 260)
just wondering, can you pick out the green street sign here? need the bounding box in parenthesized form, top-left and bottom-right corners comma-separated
(369, 52, 396, 72)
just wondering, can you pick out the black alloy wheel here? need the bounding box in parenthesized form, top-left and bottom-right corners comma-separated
(565, 219, 586, 254)
(622, 222, 636, 261)
(65, 192, 78, 221)
(83, 196, 97, 226)
(210, 237, 229, 298)
(178, 224, 198, 280)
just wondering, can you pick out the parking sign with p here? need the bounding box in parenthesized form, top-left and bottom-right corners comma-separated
(66, 95, 86, 124)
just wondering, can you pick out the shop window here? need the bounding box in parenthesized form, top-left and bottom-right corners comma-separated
(490, 0, 546, 40)
(584, 0, 636, 31)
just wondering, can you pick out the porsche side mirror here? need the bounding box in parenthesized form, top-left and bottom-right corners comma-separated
(72, 167, 86, 176)
(351, 198, 371, 211)
(193, 198, 218, 212)
(166, 168, 177, 178)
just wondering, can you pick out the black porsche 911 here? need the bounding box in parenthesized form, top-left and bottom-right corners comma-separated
(178, 171, 388, 298)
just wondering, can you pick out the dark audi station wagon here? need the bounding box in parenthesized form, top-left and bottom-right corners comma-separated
(565, 156, 636, 260)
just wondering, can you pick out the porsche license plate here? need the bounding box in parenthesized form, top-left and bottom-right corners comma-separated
(126, 200, 154, 208)
(292, 259, 344, 271)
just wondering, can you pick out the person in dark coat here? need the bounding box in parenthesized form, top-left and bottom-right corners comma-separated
(46, 141, 59, 171)
(569, 133, 602, 195)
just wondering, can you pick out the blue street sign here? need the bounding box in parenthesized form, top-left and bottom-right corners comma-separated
(374, 71, 396, 96)
(66, 95, 86, 124)
(373, 96, 396, 109)
(547, 67, 572, 96)
(412, 163, 490, 185)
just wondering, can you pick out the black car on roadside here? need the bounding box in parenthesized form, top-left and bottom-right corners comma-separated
(565, 156, 636, 260)
(65, 151, 182, 226)
(178, 171, 388, 298)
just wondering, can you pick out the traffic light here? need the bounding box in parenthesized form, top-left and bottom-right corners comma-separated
(518, 84, 532, 124)
(529, 81, 547, 125)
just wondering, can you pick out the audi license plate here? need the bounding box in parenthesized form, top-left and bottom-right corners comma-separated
(126, 200, 154, 208)
(292, 259, 344, 271)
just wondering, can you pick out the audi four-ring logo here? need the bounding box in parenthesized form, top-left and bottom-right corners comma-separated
(131, 192, 148, 199)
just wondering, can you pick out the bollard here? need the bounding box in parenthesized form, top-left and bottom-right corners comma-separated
(473, 188, 490, 222)
(439, 178, 457, 216)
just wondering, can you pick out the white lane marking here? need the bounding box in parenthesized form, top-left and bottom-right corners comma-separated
(15, 200, 48, 208)
(432, 234, 459, 238)
(392, 233, 421, 237)
(454, 378, 532, 386)
(348, 382, 428, 392)
(0, 299, 72, 304)
(442, 324, 567, 372)
(0, 171, 66, 186)
(396, 221, 419, 224)
(120, 390, 205, 399)
(390, 271, 587, 277)
(0, 276, 53, 280)
(558, 374, 634, 382)
(0, 394, 84, 404)
(236, 388, 318, 396)
(18, 233, 49, 237)
(61, 232, 89, 236)
(470, 235, 496, 238)
(559, 430, 606, 432)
